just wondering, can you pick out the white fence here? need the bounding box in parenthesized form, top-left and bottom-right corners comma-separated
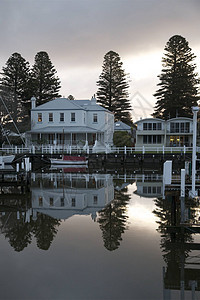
(0, 144, 199, 155)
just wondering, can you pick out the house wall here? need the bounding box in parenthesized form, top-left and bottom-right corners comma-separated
(135, 117, 193, 148)
(31, 109, 85, 130)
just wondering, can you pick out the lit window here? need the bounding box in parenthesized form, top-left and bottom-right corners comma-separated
(60, 113, 64, 122)
(71, 113, 75, 122)
(38, 113, 42, 122)
(49, 113, 53, 122)
(93, 113, 98, 123)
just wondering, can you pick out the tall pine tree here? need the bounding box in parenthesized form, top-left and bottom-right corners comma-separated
(153, 35, 200, 119)
(96, 51, 132, 125)
(31, 51, 61, 106)
(0, 52, 31, 124)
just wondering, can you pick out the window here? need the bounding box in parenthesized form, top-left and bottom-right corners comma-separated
(148, 123, 152, 130)
(148, 135, 152, 143)
(153, 123, 157, 130)
(157, 123, 161, 130)
(143, 187, 147, 193)
(143, 135, 148, 144)
(157, 135, 161, 143)
(71, 112, 75, 122)
(49, 113, 53, 122)
(72, 133, 76, 144)
(143, 123, 147, 130)
(60, 197, 64, 207)
(48, 134, 54, 144)
(157, 186, 161, 194)
(185, 122, 190, 133)
(71, 197, 76, 207)
(170, 123, 175, 133)
(143, 135, 161, 144)
(175, 123, 179, 133)
(38, 113, 42, 122)
(60, 113, 64, 122)
(181, 122, 184, 133)
(93, 113, 98, 123)
(93, 195, 98, 205)
(39, 197, 43, 207)
(152, 186, 156, 194)
(49, 197, 54, 206)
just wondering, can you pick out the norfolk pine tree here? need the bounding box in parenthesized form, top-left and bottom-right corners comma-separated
(0, 52, 31, 124)
(97, 51, 132, 125)
(31, 51, 61, 106)
(153, 35, 200, 119)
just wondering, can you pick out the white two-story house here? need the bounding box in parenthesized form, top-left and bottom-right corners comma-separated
(26, 96, 114, 148)
(135, 117, 193, 148)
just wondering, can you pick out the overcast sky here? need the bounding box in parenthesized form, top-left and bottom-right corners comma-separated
(1, 0, 200, 121)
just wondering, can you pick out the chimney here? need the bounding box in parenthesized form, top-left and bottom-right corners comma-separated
(91, 95, 96, 105)
(31, 96, 36, 109)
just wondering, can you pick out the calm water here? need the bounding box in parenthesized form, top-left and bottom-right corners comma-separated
(0, 170, 200, 300)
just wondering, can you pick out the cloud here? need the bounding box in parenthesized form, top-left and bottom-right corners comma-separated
(0, 0, 200, 104)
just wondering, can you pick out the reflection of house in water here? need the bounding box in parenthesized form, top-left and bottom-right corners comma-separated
(31, 173, 114, 221)
(134, 174, 163, 197)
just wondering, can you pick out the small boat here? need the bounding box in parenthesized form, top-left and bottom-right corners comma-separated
(50, 155, 88, 165)
(0, 155, 15, 164)
(50, 165, 88, 172)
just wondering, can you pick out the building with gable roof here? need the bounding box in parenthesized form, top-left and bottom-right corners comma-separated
(26, 97, 114, 148)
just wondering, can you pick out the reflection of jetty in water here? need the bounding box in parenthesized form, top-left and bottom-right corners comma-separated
(31, 173, 114, 221)
(154, 190, 200, 299)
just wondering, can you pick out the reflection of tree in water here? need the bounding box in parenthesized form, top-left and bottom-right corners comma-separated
(32, 213, 61, 250)
(98, 187, 130, 251)
(153, 193, 197, 268)
(3, 213, 32, 252)
(0, 211, 61, 252)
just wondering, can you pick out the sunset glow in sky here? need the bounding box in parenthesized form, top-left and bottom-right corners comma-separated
(1, 0, 200, 121)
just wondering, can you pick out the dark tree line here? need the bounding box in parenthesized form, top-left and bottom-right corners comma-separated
(1, 36, 198, 136)
(0, 51, 61, 131)
(1, 210, 61, 252)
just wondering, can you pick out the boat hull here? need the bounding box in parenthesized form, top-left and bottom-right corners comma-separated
(50, 156, 88, 165)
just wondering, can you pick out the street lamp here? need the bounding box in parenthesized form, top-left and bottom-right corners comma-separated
(189, 106, 199, 198)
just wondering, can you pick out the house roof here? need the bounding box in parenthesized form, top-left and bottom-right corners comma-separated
(114, 121, 131, 131)
(134, 118, 165, 124)
(29, 125, 102, 134)
(32, 97, 112, 113)
(166, 117, 193, 122)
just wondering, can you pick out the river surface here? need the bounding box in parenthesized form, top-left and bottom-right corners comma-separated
(0, 170, 199, 300)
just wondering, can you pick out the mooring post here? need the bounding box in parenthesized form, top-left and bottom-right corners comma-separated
(163, 160, 172, 199)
